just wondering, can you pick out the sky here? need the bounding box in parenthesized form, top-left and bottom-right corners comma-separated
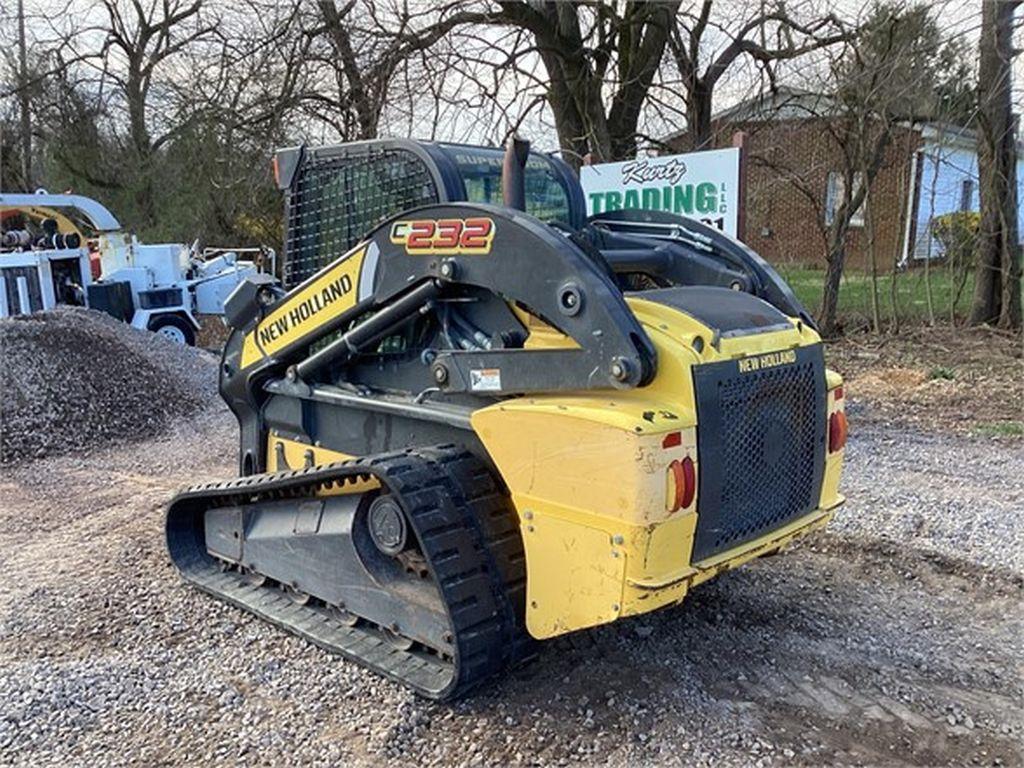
(1, 0, 1020, 156)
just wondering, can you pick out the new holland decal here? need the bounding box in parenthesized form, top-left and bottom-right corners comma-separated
(240, 243, 373, 368)
(390, 217, 495, 255)
(257, 273, 353, 347)
(738, 349, 797, 374)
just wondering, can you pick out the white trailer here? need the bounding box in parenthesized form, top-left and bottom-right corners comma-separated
(0, 193, 274, 345)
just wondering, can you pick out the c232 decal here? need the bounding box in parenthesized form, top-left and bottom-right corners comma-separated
(390, 217, 495, 255)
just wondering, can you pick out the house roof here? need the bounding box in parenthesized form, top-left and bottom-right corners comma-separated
(712, 87, 839, 125)
(659, 86, 987, 149)
(659, 87, 837, 144)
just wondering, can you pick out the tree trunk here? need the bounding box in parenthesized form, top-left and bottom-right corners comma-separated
(606, 2, 677, 160)
(819, 122, 892, 336)
(16, 0, 32, 190)
(970, 0, 1019, 327)
(820, 223, 850, 336)
(572, 69, 614, 162)
(862, 162, 881, 333)
(318, 0, 378, 140)
(923, 150, 939, 326)
(998, 118, 1021, 329)
(888, 131, 917, 333)
(537, 48, 589, 167)
(126, 65, 156, 228)
(503, 1, 675, 163)
(971, 115, 1006, 324)
(888, 261, 901, 334)
(686, 78, 714, 151)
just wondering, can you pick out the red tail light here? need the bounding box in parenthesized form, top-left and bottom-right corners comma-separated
(668, 456, 697, 512)
(833, 385, 844, 401)
(829, 411, 848, 453)
(680, 456, 696, 508)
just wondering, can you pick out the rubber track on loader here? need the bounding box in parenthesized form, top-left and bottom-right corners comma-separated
(166, 446, 531, 700)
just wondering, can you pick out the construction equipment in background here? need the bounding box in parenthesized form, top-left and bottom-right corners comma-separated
(166, 137, 847, 699)
(0, 193, 274, 345)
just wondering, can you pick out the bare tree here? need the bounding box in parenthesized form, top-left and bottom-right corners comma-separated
(667, 0, 846, 151)
(479, 1, 679, 165)
(756, 3, 972, 336)
(0, 0, 56, 190)
(158, 0, 311, 243)
(301, 1, 489, 141)
(15, 0, 33, 188)
(8, 0, 315, 244)
(70, 0, 223, 226)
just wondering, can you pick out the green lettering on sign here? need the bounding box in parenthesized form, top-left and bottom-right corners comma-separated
(588, 182, 725, 218)
(673, 185, 694, 214)
(695, 182, 717, 213)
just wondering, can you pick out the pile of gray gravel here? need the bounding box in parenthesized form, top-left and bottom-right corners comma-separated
(0, 307, 218, 463)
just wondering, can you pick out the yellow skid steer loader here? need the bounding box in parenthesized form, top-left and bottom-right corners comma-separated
(167, 138, 847, 699)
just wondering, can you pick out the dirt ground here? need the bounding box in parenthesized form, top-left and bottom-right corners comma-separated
(827, 326, 1023, 438)
(1, 408, 1022, 766)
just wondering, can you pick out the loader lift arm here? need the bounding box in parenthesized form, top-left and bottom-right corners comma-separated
(225, 203, 658, 398)
(586, 208, 817, 330)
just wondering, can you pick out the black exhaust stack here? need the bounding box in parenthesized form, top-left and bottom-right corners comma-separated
(501, 135, 530, 212)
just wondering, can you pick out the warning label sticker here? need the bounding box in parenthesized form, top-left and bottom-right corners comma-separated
(469, 368, 502, 392)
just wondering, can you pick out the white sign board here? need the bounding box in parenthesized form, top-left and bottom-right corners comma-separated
(579, 148, 740, 236)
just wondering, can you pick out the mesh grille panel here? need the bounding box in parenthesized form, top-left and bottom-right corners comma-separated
(284, 149, 440, 288)
(692, 347, 826, 561)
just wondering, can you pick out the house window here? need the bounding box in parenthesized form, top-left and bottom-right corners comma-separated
(825, 171, 865, 227)
(959, 179, 974, 211)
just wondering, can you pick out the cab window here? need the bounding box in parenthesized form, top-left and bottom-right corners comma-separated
(443, 147, 572, 225)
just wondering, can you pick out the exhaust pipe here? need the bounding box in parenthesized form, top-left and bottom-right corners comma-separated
(501, 135, 530, 212)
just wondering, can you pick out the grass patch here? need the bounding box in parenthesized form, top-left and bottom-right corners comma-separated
(928, 366, 956, 381)
(776, 265, 975, 326)
(973, 422, 1024, 438)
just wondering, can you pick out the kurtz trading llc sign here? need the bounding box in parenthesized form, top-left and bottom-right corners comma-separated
(579, 148, 740, 236)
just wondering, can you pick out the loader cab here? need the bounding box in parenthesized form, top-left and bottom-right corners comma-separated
(273, 139, 586, 288)
(273, 138, 814, 328)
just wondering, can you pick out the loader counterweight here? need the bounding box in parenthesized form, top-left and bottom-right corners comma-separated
(472, 297, 843, 638)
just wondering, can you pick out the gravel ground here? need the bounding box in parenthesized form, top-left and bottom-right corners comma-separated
(837, 409, 1024, 573)
(0, 307, 216, 463)
(0, 403, 1021, 768)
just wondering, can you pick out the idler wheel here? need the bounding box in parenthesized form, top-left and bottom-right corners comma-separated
(384, 624, 415, 651)
(368, 495, 408, 556)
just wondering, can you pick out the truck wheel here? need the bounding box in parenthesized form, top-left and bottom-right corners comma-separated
(149, 314, 196, 346)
